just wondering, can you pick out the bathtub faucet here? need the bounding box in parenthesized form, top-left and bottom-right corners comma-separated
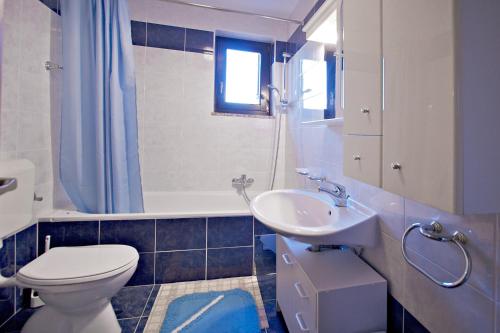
(232, 174, 254, 187)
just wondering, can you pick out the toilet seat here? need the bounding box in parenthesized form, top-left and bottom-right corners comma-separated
(17, 245, 139, 286)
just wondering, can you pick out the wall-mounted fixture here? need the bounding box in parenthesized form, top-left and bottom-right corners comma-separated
(302, 0, 339, 45)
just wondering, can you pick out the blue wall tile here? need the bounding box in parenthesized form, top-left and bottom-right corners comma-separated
(39, 0, 60, 14)
(254, 218, 275, 236)
(207, 247, 253, 279)
(255, 235, 276, 276)
(111, 285, 153, 319)
(15, 225, 37, 311)
(38, 221, 99, 255)
(155, 250, 206, 283)
(0, 235, 15, 325)
(186, 28, 214, 54)
(16, 225, 37, 270)
(131, 20, 147, 46)
(274, 41, 288, 63)
(147, 23, 185, 51)
(100, 220, 155, 253)
(207, 216, 253, 248)
(127, 253, 155, 286)
(156, 218, 206, 251)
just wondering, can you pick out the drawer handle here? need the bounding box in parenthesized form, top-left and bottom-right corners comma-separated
(353, 154, 361, 161)
(294, 282, 308, 299)
(361, 108, 370, 114)
(281, 253, 293, 265)
(295, 312, 310, 332)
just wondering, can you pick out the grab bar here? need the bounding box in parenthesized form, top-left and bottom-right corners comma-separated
(0, 177, 17, 195)
(402, 221, 471, 288)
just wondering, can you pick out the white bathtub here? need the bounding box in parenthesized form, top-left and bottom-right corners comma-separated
(38, 191, 260, 222)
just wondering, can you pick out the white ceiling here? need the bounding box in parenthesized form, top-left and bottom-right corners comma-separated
(179, 0, 315, 21)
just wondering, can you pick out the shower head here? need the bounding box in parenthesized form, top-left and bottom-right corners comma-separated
(282, 52, 291, 59)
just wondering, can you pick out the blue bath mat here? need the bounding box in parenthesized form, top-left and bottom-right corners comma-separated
(161, 288, 260, 333)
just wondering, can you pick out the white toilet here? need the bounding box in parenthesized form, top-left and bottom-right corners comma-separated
(0, 160, 139, 333)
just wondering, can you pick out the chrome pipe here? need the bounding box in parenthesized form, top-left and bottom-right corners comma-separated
(158, 0, 303, 25)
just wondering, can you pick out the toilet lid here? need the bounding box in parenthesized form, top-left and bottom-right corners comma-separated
(17, 245, 139, 283)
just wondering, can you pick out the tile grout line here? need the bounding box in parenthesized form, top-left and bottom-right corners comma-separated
(205, 217, 208, 280)
(153, 219, 156, 285)
(133, 285, 156, 333)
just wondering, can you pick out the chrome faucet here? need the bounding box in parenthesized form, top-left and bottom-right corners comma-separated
(295, 168, 348, 207)
(317, 181, 348, 207)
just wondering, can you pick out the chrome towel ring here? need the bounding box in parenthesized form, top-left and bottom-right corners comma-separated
(402, 221, 471, 288)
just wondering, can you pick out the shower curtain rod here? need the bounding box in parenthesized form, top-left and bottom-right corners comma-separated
(158, 0, 303, 25)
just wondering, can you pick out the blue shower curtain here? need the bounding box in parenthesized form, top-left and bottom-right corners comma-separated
(60, 0, 144, 213)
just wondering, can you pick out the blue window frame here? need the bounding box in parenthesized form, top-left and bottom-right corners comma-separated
(214, 36, 272, 116)
(325, 50, 336, 119)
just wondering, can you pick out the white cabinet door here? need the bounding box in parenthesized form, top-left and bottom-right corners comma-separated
(382, 0, 458, 212)
(343, 0, 382, 135)
(344, 135, 382, 187)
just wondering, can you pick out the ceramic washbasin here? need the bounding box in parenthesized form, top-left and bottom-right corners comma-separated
(250, 189, 377, 246)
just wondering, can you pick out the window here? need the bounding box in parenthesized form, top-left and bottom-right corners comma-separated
(214, 36, 272, 115)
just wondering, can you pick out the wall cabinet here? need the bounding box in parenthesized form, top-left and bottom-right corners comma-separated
(343, 0, 500, 214)
(342, 0, 382, 136)
(276, 236, 387, 333)
(342, 0, 382, 187)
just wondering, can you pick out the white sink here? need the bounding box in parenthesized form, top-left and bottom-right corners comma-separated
(250, 189, 377, 246)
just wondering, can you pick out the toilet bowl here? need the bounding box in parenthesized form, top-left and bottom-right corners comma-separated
(16, 244, 139, 333)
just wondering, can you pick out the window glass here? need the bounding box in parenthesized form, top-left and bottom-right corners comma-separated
(225, 49, 261, 105)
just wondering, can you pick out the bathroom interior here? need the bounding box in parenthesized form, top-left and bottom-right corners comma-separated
(0, 0, 499, 332)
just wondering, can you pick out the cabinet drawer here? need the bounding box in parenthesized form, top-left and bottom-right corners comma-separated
(343, 135, 382, 187)
(277, 237, 317, 333)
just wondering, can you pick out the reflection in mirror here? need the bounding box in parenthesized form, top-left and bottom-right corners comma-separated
(300, 48, 336, 122)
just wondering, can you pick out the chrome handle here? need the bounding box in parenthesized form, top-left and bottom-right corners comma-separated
(361, 108, 370, 113)
(353, 155, 361, 161)
(281, 253, 293, 265)
(402, 221, 471, 288)
(391, 162, 402, 170)
(34, 193, 43, 202)
(219, 81, 224, 95)
(0, 178, 17, 195)
(294, 282, 308, 299)
(295, 313, 309, 331)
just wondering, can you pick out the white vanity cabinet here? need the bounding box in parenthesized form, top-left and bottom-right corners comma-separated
(276, 236, 387, 333)
(342, 0, 382, 187)
(382, 0, 500, 214)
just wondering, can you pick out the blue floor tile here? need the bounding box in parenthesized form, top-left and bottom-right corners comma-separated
(264, 300, 289, 333)
(111, 285, 153, 319)
(257, 274, 276, 302)
(143, 285, 160, 317)
(136, 317, 149, 333)
(0, 308, 35, 333)
(118, 317, 140, 333)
